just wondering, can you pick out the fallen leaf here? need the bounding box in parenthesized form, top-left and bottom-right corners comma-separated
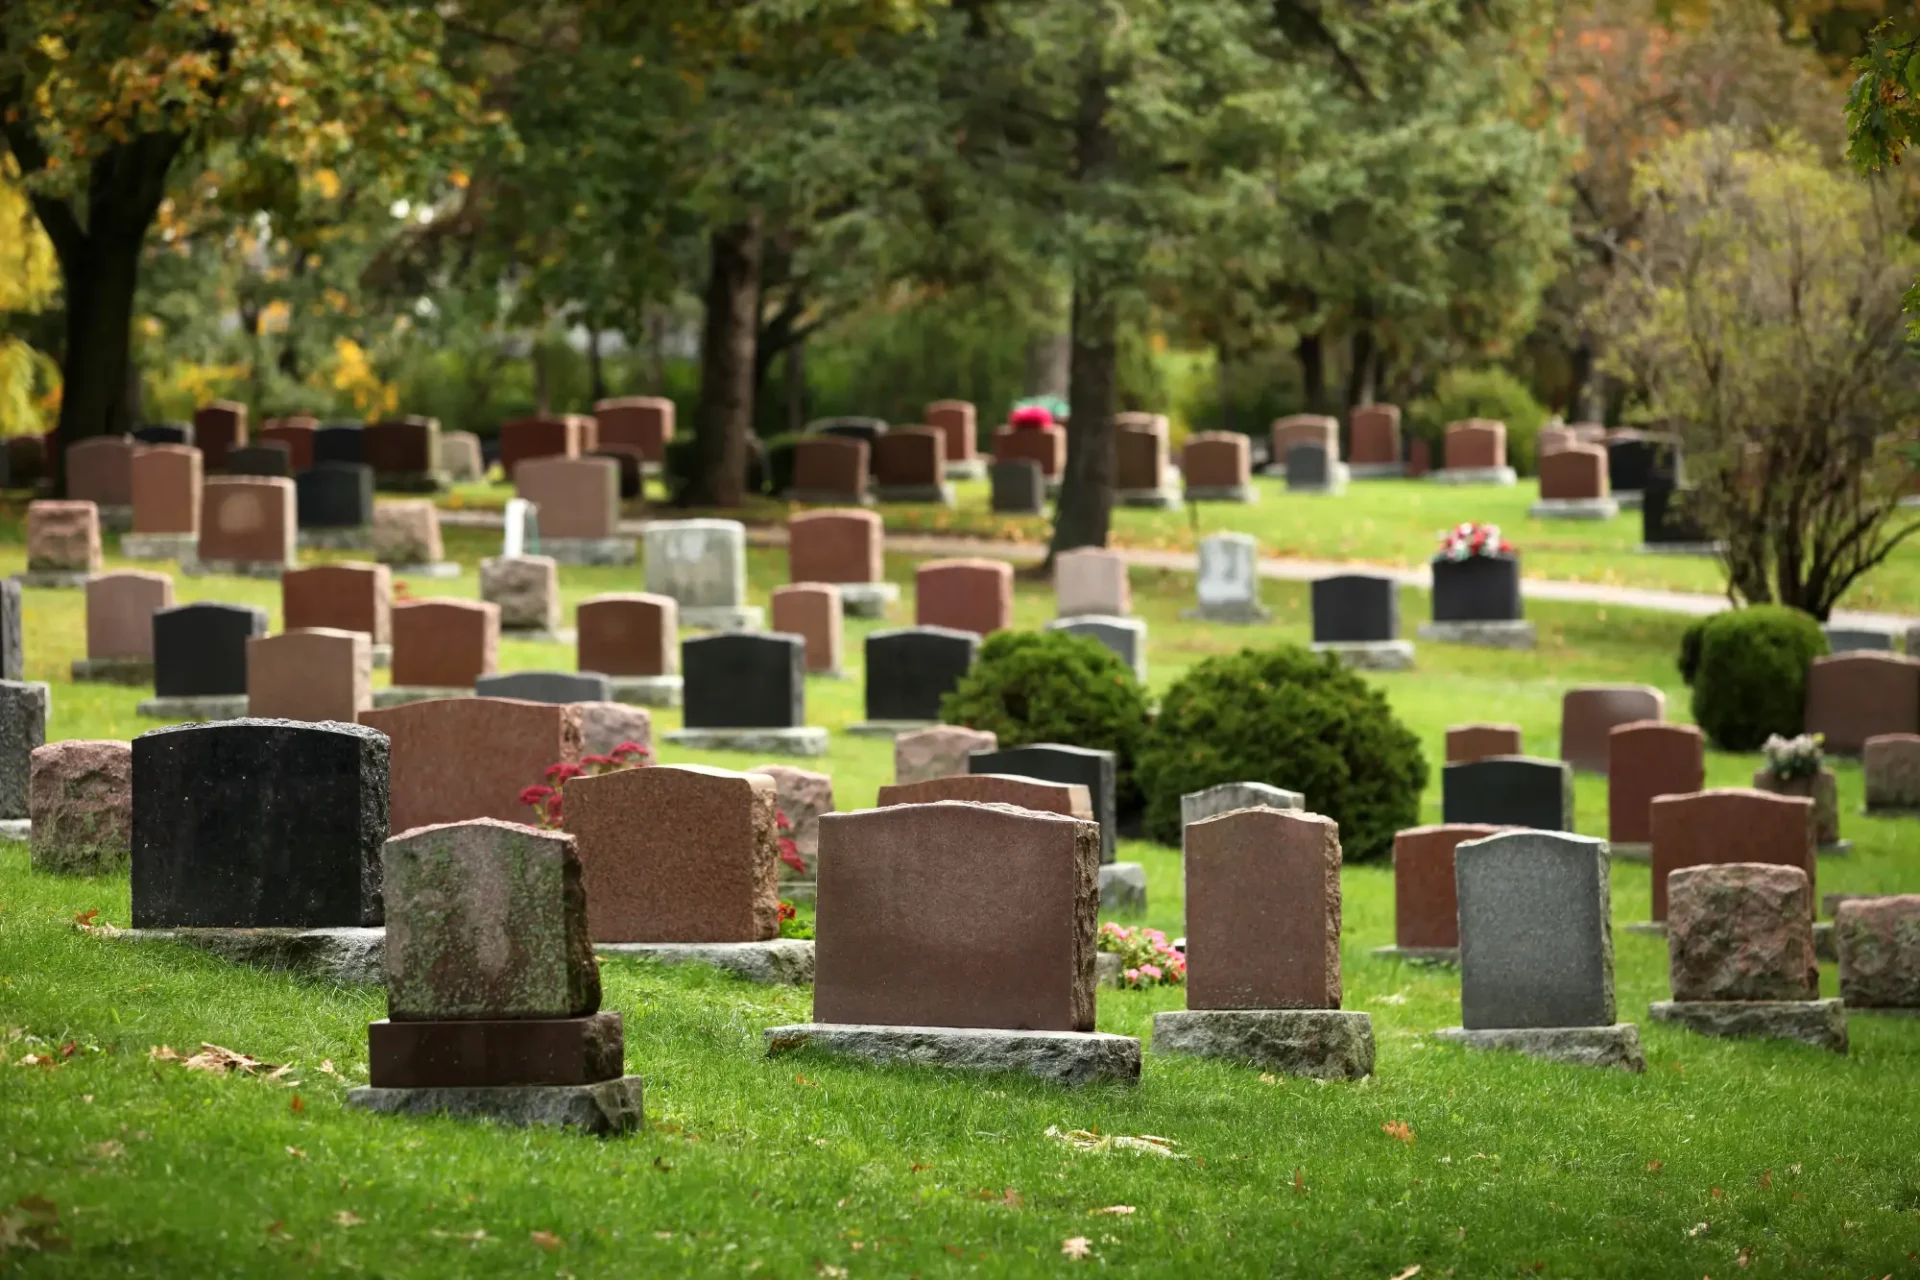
(1688, 1222, 1709, 1238)
(1294, 1166, 1308, 1197)
(1061, 1236, 1093, 1259)
(148, 1045, 183, 1063)
(909, 1163, 932, 1173)
(318, 1060, 340, 1078)
(530, 1231, 563, 1251)
(1258, 1072, 1280, 1085)
(816, 1266, 848, 1278)
(1757, 1169, 1771, 1190)
(1710, 1187, 1724, 1201)
(91, 1140, 124, 1160)
(794, 1074, 817, 1087)
(16, 1053, 53, 1068)
(1044, 1126, 1186, 1158)
(265, 1221, 286, 1237)
(1787, 1163, 1801, 1175)
(72, 909, 119, 937)
(290, 1095, 305, 1114)
(1090, 1205, 1135, 1216)
(1390, 1267, 1422, 1280)
(1737, 1245, 1752, 1267)
(1382, 1121, 1415, 1145)
(1646, 1160, 1665, 1173)
(334, 1210, 364, 1228)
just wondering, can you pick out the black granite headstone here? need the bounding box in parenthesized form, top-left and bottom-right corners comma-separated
(682, 633, 805, 729)
(808, 417, 888, 450)
(313, 424, 365, 466)
(969, 742, 1118, 864)
(295, 462, 375, 529)
(1642, 480, 1709, 546)
(1311, 574, 1399, 643)
(0, 578, 21, 681)
(1441, 755, 1572, 831)
(152, 602, 268, 697)
(990, 460, 1046, 514)
(5, 436, 45, 491)
(1606, 437, 1653, 494)
(133, 423, 193, 447)
(474, 671, 615, 704)
(1431, 554, 1523, 623)
(865, 627, 978, 722)
(1286, 442, 1330, 489)
(130, 718, 389, 928)
(227, 442, 293, 478)
(590, 448, 645, 500)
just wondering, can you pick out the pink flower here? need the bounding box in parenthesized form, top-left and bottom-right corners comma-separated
(1141, 964, 1163, 981)
(519, 784, 554, 807)
(545, 762, 586, 784)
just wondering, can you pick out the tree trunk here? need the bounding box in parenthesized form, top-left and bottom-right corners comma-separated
(1298, 330, 1326, 415)
(531, 337, 551, 416)
(685, 219, 762, 508)
(1048, 276, 1118, 558)
(1346, 328, 1377, 409)
(785, 337, 807, 436)
(587, 326, 607, 403)
(1217, 345, 1234, 433)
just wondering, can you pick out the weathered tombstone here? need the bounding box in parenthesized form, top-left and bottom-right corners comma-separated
(924, 400, 982, 478)
(766, 801, 1139, 1086)
(1530, 444, 1617, 520)
(138, 602, 267, 719)
(745, 761, 831, 903)
(1445, 723, 1523, 763)
(575, 702, 652, 759)
(438, 431, 484, 482)
(24, 500, 102, 585)
(856, 627, 978, 732)
(282, 563, 392, 669)
(1179, 782, 1304, 842)
(372, 499, 454, 576)
(500, 415, 585, 475)
(594, 396, 674, 465)
(1432, 420, 1515, 485)
(642, 518, 762, 631)
(294, 462, 376, 547)
(1181, 432, 1256, 502)
(970, 743, 1117, 864)
(1348, 405, 1403, 477)
(1113, 420, 1176, 508)
(192, 477, 296, 576)
(1044, 615, 1148, 684)
(1834, 896, 1920, 1010)
(576, 593, 682, 706)
(74, 571, 173, 684)
(1821, 626, 1894, 654)
(1648, 788, 1814, 922)
(1440, 756, 1572, 831)
(1606, 722, 1704, 859)
(667, 632, 825, 756)
(130, 718, 389, 927)
(1184, 532, 1270, 623)
(1285, 442, 1345, 495)
(894, 725, 998, 786)
(247, 628, 372, 723)
(474, 671, 615, 705)
(788, 436, 871, 505)
(989, 458, 1047, 514)
(1435, 830, 1645, 1070)
(1864, 733, 1920, 813)
(479, 555, 561, 637)
(0, 680, 49, 822)
(363, 419, 443, 491)
(192, 400, 247, 472)
(992, 424, 1066, 481)
(1538, 425, 1574, 458)
(787, 509, 896, 617)
(312, 423, 364, 466)
(1310, 574, 1412, 670)
(1419, 550, 1533, 649)
(385, 599, 499, 701)
(515, 456, 632, 563)
(27, 740, 132, 875)
(570, 763, 780, 942)
(1377, 823, 1502, 962)
(1154, 809, 1373, 1078)
(257, 421, 316, 472)
(65, 437, 139, 530)
(344, 818, 644, 1133)
(1803, 652, 1920, 754)
(916, 558, 1013, 636)
(873, 427, 954, 506)
(359, 697, 581, 834)
(1559, 685, 1665, 774)
(1649, 863, 1843, 1052)
(1054, 547, 1131, 618)
(226, 443, 292, 478)
(771, 583, 843, 676)
(125, 445, 202, 560)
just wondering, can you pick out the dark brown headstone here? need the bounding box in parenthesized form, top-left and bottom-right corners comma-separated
(1649, 787, 1814, 920)
(1607, 721, 1703, 845)
(1393, 823, 1501, 950)
(1445, 723, 1523, 764)
(357, 697, 582, 835)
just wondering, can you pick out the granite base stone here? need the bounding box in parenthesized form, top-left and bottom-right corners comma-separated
(945, 459, 988, 482)
(1184, 484, 1258, 503)
(837, 583, 898, 618)
(680, 606, 765, 632)
(1152, 1009, 1375, 1080)
(382, 561, 462, 579)
(372, 685, 473, 709)
(786, 489, 873, 506)
(1311, 639, 1416, 672)
(1614, 490, 1646, 510)
(1528, 498, 1620, 521)
(70, 657, 155, 685)
(1429, 466, 1519, 486)
(1432, 1023, 1647, 1072)
(875, 483, 957, 507)
(500, 627, 577, 645)
(345, 1077, 644, 1134)
(179, 559, 290, 580)
(663, 726, 828, 757)
(135, 694, 250, 721)
(1098, 862, 1147, 915)
(764, 1024, 1141, 1087)
(1115, 486, 1181, 509)
(1636, 541, 1724, 557)
(1416, 620, 1538, 650)
(1648, 998, 1846, 1053)
(596, 939, 814, 985)
(1371, 944, 1459, 965)
(95, 505, 133, 533)
(297, 527, 373, 551)
(847, 719, 936, 738)
(0, 819, 29, 841)
(15, 570, 93, 588)
(542, 537, 637, 566)
(1348, 463, 1406, 480)
(122, 926, 384, 986)
(121, 533, 200, 561)
(373, 470, 450, 494)
(1180, 602, 1273, 625)
(609, 675, 683, 707)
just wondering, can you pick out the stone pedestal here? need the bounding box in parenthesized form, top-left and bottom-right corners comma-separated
(120, 926, 385, 986)
(122, 533, 200, 561)
(70, 657, 154, 685)
(1431, 1023, 1646, 1071)
(764, 1024, 1141, 1087)
(837, 583, 898, 618)
(1416, 620, 1537, 650)
(542, 537, 637, 566)
(1429, 466, 1518, 486)
(346, 1077, 643, 1134)
(609, 675, 684, 707)
(1310, 640, 1416, 672)
(1528, 498, 1619, 521)
(681, 605, 765, 632)
(134, 694, 250, 721)
(1648, 998, 1846, 1053)
(1097, 862, 1147, 914)
(1151, 1009, 1375, 1079)
(372, 685, 474, 710)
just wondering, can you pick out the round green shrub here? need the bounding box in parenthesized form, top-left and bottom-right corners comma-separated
(1690, 605, 1829, 751)
(938, 630, 1153, 809)
(1677, 617, 1706, 685)
(1406, 366, 1550, 475)
(1136, 644, 1427, 862)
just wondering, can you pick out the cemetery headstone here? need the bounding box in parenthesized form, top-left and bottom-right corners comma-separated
(970, 743, 1117, 863)
(226, 443, 292, 478)
(312, 424, 364, 466)
(576, 593, 682, 706)
(27, 740, 132, 875)
(1432, 419, 1516, 485)
(258, 422, 316, 472)
(479, 555, 562, 637)
(1180, 781, 1304, 836)
(1378, 823, 1502, 962)
(1285, 442, 1346, 494)
(989, 458, 1047, 514)
(1445, 722, 1523, 763)
(65, 437, 139, 529)
(771, 583, 844, 676)
(787, 436, 871, 505)
(294, 462, 376, 546)
(1559, 684, 1665, 773)
(808, 416, 888, 449)
(992, 423, 1065, 481)
(642, 519, 762, 631)
(372, 500, 454, 575)
(1181, 432, 1256, 502)
(877, 773, 1090, 820)
(515, 456, 632, 563)
(439, 431, 485, 482)
(1268, 415, 1339, 472)
(1803, 652, 1920, 754)
(1184, 532, 1270, 623)
(247, 628, 372, 723)
(282, 563, 392, 666)
(359, 696, 581, 833)
(133, 423, 191, 447)
(363, 419, 443, 491)
(1606, 721, 1704, 858)
(0, 580, 18, 682)
(915, 558, 1013, 636)
(594, 396, 674, 465)
(1419, 550, 1533, 649)
(1348, 404, 1403, 477)
(474, 671, 615, 705)
(192, 477, 295, 575)
(1641, 479, 1714, 551)
(1821, 626, 1894, 654)
(24, 500, 102, 585)
(126, 445, 202, 559)
(1044, 615, 1148, 684)
(873, 427, 953, 505)
(667, 632, 825, 756)
(500, 415, 585, 476)
(1864, 733, 1920, 813)
(787, 509, 896, 616)
(857, 626, 978, 731)
(1054, 547, 1131, 618)
(924, 400, 982, 477)
(0, 680, 49, 822)
(386, 599, 499, 699)
(74, 571, 172, 684)
(575, 702, 652, 758)
(1530, 444, 1617, 519)
(1834, 896, 1920, 1010)
(748, 763, 832, 899)
(1310, 573, 1412, 670)
(1441, 756, 1573, 831)
(192, 400, 247, 471)
(1648, 788, 1814, 922)
(1113, 420, 1176, 508)
(139, 602, 267, 720)
(894, 725, 998, 786)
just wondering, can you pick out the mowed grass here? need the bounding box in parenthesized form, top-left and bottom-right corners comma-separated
(3, 517, 1920, 1275)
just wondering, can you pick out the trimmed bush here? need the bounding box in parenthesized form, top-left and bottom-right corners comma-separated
(939, 630, 1153, 809)
(1136, 644, 1426, 862)
(1690, 605, 1829, 751)
(1678, 617, 1706, 685)
(1406, 366, 1549, 475)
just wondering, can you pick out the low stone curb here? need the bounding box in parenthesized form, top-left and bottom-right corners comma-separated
(121, 926, 385, 986)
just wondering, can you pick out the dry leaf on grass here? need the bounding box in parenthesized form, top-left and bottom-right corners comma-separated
(1293, 1166, 1308, 1197)
(15, 1054, 55, 1068)
(90, 1141, 124, 1160)
(1045, 1126, 1186, 1158)
(286, 1147, 307, 1160)
(1061, 1236, 1093, 1259)
(1646, 1159, 1664, 1172)
(1390, 1267, 1422, 1280)
(530, 1231, 563, 1251)
(1382, 1121, 1415, 1144)
(290, 1095, 306, 1114)
(71, 909, 120, 937)
(1090, 1205, 1135, 1216)
(334, 1211, 364, 1229)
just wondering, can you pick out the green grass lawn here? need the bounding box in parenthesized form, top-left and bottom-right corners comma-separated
(2, 526, 1919, 1274)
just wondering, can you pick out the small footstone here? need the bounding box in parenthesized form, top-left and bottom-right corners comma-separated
(1151, 1009, 1374, 1079)
(1098, 862, 1147, 915)
(1430, 1024, 1647, 1072)
(344, 1077, 643, 1134)
(763, 1024, 1140, 1087)
(595, 939, 814, 985)
(1648, 998, 1847, 1054)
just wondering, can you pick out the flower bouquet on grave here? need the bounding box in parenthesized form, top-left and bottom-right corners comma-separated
(1762, 732, 1824, 782)
(1009, 404, 1057, 432)
(1097, 922, 1187, 990)
(1434, 522, 1514, 562)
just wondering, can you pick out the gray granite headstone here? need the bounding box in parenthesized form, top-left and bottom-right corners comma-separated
(1189, 532, 1268, 622)
(474, 671, 615, 705)
(1044, 615, 1146, 682)
(1180, 781, 1305, 831)
(312, 425, 365, 466)
(1821, 626, 1893, 655)
(0, 680, 48, 820)
(1455, 830, 1614, 1030)
(643, 519, 749, 611)
(296, 463, 375, 529)
(865, 627, 978, 722)
(1285, 443, 1330, 489)
(0, 578, 21, 680)
(1441, 756, 1572, 831)
(227, 443, 293, 478)
(990, 460, 1046, 514)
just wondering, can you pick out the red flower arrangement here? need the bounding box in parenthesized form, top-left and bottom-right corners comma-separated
(1009, 405, 1055, 431)
(1434, 521, 1514, 562)
(520, 740, 653, 830)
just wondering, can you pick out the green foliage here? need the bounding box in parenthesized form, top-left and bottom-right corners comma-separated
(1136, 644, 1427, 862)
(1678, 617, 1707, 685)
(1407, 367, 1550, 475)
(1689, 605, 1830, 751)
(938, 630, 1153, 809)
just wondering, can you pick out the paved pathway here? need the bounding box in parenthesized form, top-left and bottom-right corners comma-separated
(438, 510, 1911, 632)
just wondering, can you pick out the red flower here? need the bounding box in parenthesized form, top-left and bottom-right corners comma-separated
(582, 754, 615, 768)
(545, 761, 586, 784)
(778, 901, 796, 922)
(775, 811, 792, 830)
(1010, 406, 1054, 431)
(610, 741, 651, 761)
(519, 784, 555, 807)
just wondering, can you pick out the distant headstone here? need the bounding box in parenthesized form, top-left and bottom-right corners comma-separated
(27, 740, 132, 875)
(1864, 733, 1920, 812)
(0, 680, 49, 821)
(643, 519, 760, 631)
(226, 443, 292, 478)
(771, 583, 843, 676)
(479, 555, 561, 634)
(1803, 652, 1920, 754)
(990, 459, 1046, 514)
(894, 725, 998, 786)
(1441, 756, 1572, 831)
(1186, 532, 1269, 623)
(312, 424, 364, 466)
(681, 633, 805, 729)
(475, 671, 615, 705)
(152, 603, 268, 698)
(862, 627, 978, 725)
(915, 559, 1012, 636)
(1606, 722, 1704, 851)
(359, 698, 580, 834)
(1311, 574, 1399, 643)
(295, 462, 375, 530)
(1649, 788, 1813, 921)
(1559, 685, 1665, 774)
(1387, 824, 1501, 959)
(1445, 723, 1522, 763)
(1054, 547, 1131, 618)
(389, 599, 498, 691)
(282, 563, 392, 647)
(970, 743, 1117, 863)
(1179, 781, 1304, 834)
(247, 628, 372, 723)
